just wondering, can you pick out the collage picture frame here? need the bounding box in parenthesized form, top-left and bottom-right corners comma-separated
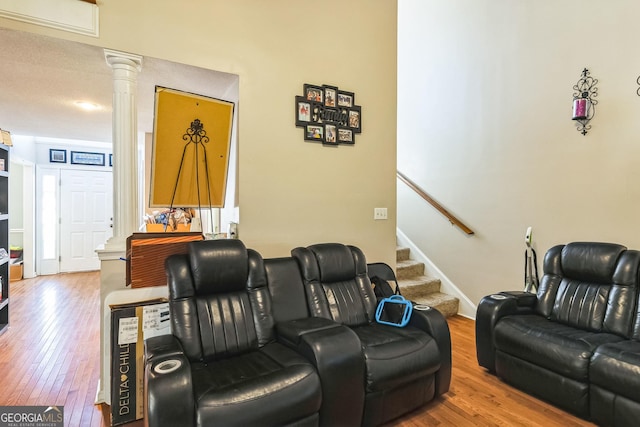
(296, 83, 362, 146)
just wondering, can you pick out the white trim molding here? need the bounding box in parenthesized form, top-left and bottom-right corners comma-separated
(396, 228, 477, 319)
(0, 0, 99, 37)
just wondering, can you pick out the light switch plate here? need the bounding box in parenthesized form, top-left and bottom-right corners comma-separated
(374, 207, 387, 220)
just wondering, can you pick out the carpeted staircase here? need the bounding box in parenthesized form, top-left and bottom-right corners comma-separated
(396, 246, 459, 317)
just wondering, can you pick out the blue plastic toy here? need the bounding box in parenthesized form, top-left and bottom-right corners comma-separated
(375, 295, 413, 327)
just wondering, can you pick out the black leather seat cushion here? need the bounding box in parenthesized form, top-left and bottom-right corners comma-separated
(495, 314, 623, 381)
(352, 323, 441, 392)
(591, 340, 640, 400)
(191, 342, 321, 427)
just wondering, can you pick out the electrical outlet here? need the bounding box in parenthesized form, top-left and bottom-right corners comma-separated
(374, 207, 388, 220)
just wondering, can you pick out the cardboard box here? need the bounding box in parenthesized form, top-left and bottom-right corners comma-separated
(145, 223, 190, 232)
(110, 299, 170, 426)
(9, 262, 22, 281)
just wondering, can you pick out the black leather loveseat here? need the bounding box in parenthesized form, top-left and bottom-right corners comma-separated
(144, 240, 451, 427)
(476, 242, 640, 426)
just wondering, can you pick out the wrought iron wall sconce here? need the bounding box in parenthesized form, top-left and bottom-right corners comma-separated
(572, 68, 598, 135)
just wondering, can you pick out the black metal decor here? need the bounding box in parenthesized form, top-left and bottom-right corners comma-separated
(636, 75, 640, 97)
(572, 68, 598, 135)
(168, 118, 214, 230)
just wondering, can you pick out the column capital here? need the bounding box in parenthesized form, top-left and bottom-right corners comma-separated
(104, 48, 143, 71)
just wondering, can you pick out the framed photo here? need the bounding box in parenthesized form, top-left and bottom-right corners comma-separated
(305, 124, 324, 141)
(304, 84, 323, 103)
(49, 149, 67, 163)
(311, 105, 322, 123)
(338, 91, 354, 108)
(70, 151, 105, 166)
(325, 124, 338, 145)
(338, 128, 354, 144)
(348, 106, 361, 132)
(296, 96, 312, 125)
(324, 85, 338, 108)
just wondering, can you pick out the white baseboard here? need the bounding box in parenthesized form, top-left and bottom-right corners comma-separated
(396, 228, 476, 319)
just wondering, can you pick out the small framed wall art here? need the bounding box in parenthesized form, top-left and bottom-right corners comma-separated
(49, 149, 67, 163)
(70, 151, 105, 166)
(295, 83, 362, 146)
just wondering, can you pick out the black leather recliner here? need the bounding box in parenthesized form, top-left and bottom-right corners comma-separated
(292, 243, 451, 426)
(263, 255, 366, 426)
(144, 240, 322, 427)
(591, 337, 640, 426)
(476, 242, 640, 424)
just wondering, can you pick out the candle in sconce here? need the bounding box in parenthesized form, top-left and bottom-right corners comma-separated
(572, 98, 589, 120)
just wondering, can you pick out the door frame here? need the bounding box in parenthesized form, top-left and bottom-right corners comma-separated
(36, 165, 114, 275)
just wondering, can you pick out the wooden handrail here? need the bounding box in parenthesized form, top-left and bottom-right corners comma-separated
(397, 171, 475, 235)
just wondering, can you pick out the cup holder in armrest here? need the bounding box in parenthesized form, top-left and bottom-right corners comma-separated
(490, 294, 507, 300)
(153, 359, 183, 375)
(414, 304, 432, 311)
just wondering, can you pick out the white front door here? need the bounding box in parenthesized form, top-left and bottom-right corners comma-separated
(59, 169, 113, 272)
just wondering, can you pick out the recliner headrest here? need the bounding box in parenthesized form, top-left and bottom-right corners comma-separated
(560, 242, 627, 284)
(613, 250, 640, 286)
(308, 243, 356, 282)
(188, 239, 249, 294)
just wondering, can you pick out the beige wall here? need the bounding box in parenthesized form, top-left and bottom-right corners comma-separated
(398, 0, 640, 309)
(0, 0, 398, 266)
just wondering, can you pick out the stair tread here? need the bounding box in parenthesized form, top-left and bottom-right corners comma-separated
(397, 259, 424, 268)
(408, 291, 457, 303)
(396, 261, 425, 279)
(398, 275, 440, 287)
(409, 292, 459, 317)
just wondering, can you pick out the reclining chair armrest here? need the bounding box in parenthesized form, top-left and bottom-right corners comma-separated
(144, 335, 195, 427)
(145, 333, 187, 363)
(475, 291, 536, 372)
(409, 307, 451, 396)
(497, 291, 537, 307)
(276, 317, 341, 347)
(276, 318, 365, 427)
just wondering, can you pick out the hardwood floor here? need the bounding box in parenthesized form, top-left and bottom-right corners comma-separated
(0, 272, 113, 427)
(0, 272, 594, 427)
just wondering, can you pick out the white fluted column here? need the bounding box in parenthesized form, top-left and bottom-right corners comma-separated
(104, 49, 143, 249)
(95, 49, 145, 406)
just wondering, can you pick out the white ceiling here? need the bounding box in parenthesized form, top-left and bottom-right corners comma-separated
(0, 27, 238, 144)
